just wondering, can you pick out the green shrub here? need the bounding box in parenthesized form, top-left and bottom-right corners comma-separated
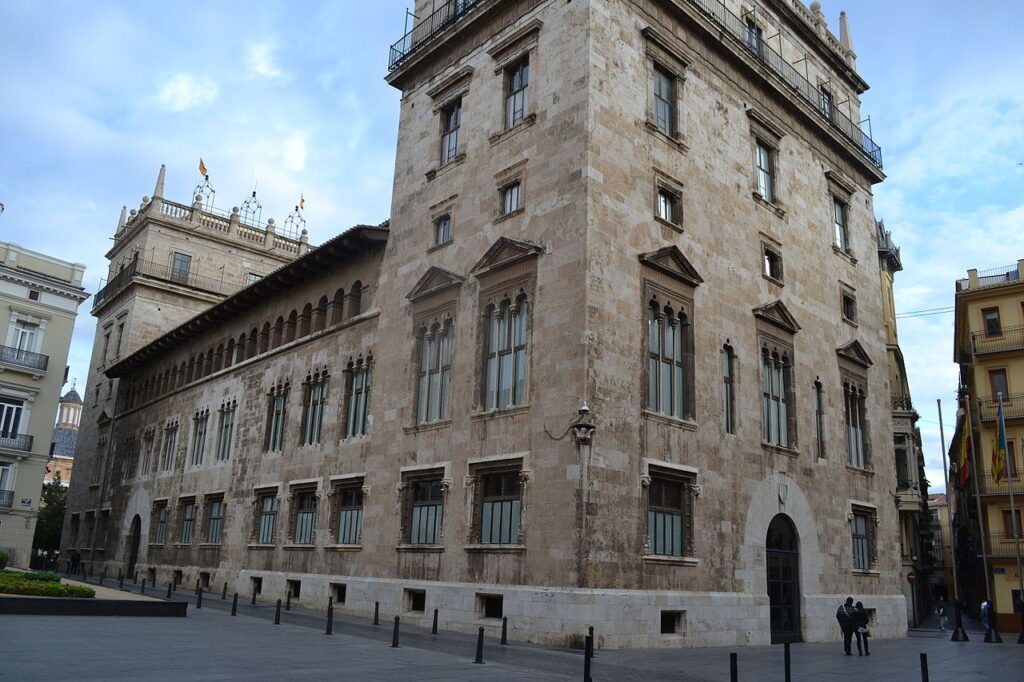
(0, 572, 95, 598)
(0, 570, 61, 582)
(0, 551, 7, 570)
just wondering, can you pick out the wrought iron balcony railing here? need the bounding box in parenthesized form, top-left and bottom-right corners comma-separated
(0, 432, 33, 453)
(974, 471, 1024, 496)
(976, 393, 1024, 422)
(957, 263, 1021, 292)
(891, 395, 914, 411)
(389, 0, 485, 71)
(0, 344, 49, 372)
(971, 324, 1024, 355)
(977, 533, 1024, 558)
(93, 258, 240, 312)
(0, 489, 13, 508)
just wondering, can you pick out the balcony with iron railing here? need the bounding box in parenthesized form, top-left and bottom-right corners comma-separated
(974, 470, 1024, 496)
(0, 344, 49, 373)
(891, 395, 914, 411)
(976, 393, 1024, 422)
(0, 432, 33, 453)
(92, 258, 241, 313)
(389, 0, 487, 71)
(957, 262, 1023, 292)
(977, 533, 1024, 558)
(0, 489, 14, 508)
(971, 324, 1024, 355)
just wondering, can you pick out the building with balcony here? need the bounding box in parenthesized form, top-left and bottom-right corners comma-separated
(65, 0, 907, 647)
(0, 241, 87, 567)
(926, 493, 954, 599)
(952, 259, 1024, 633)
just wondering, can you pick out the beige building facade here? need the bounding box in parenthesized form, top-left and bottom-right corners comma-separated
(1, 241, 87, 567)
(66, 0, 909, 647)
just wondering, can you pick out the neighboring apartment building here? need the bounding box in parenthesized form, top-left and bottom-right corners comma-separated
(927, 493, 954, 598)
(877, 221, 932, 625)
(65, 0, 907, 647)
(0, 241, 87, 567)
(46, 387, 83, 485)
(953, 260, 1024, 633)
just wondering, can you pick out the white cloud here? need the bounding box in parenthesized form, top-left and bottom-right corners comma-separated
(247, 42, 283, 79)
(156, 73, 218, 111)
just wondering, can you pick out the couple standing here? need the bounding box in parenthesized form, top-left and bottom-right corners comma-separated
(836, 597, 871, 656)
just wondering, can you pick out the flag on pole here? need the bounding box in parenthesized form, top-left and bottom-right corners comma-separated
(199, 158, 208, 176)
(994, 400, 1009, 485)
(952, 412, 972, 487)
(299, 193, 305, 210)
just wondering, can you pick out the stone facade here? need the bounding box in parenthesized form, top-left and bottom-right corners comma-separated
(65, 0, 908, 647)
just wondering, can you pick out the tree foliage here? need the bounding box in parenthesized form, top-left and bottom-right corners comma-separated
(32, 472, 67, 554)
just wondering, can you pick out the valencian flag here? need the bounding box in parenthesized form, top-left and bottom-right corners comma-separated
(199, 158, 208, 177)
(951, 412, 972, 487)
(299, 193, 305, 210)
(994, 400, 1010, 485)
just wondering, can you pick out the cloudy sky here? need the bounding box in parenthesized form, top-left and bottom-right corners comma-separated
(2, 1, 1023, 492)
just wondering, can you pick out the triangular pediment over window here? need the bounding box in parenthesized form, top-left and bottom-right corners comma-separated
(406, 266, 465, 302)
(470, 237, 543, 277)
(96, 410, 111, 426)
(638, 246, 703, 288)
(752, 300, 801, 334)
(837, 339, 873, 368)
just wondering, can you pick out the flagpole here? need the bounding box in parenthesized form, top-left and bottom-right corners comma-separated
(938, 399, 968, 640)
(998, 394, 1024, 643)
(964, 395, 994, 608)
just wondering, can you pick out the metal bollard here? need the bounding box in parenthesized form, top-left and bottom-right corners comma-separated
(100, 568, 106, 585)
(391, 616, 400, 648)
(920, 653, 929, 682)
(222, 582, 228, 600)
(197, 589, 203, 609)
(274, 599, 282, 625)
(231, 593, 238, 616)
(133, 571, 138, 583)
(501, 616, 509, 645)
(286, 589, 292, 611)
(784, 642, 791, 682)
(431, 608, 439, 635)
(588, 625, 596, 657)
(326, 603, 334, 635)
(118, 573, 124, 590)
(140, 579, 146, 595)
(730, 652, 738, 682)
(474, 627, 485, 664)
(195, 579, 201, 596)
(166, 582, 173, 600)
(583, 634, 593, 682)
(251, 590, 257, 606)
(373, 601, 380, 626)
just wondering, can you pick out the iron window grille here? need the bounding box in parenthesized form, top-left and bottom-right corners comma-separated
(153, 505, 169, 544)
(180, 502, 196, 544)
(408, 479, 444, 545)
(844, 380, 868, 468)
(206, 499, 224, 544)
(647, 473, 695, 557)
(303, 375, 328, 445)
(647, 302, 691, 420)
(190, 410, 208, 466)
(755, 141, 775, 202)
(257, 495, 278, 544)
(440, 99, 462, 164)
(292, 491, 317, 545)
(479, 472, 522, 544)
(850, 509, 876, 570)
(335, 486, 364, 545)
(761, 348, 792, 447)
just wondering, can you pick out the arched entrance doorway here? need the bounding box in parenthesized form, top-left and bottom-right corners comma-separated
(126, 515, 141, 578)
(766, 514, 801, 643)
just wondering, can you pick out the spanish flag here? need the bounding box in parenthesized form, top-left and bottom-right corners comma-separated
(299, 193, 305, 210)
(952, 412, 972, 487)
(199, 158, 208, 177)
(994, 401, 1009, 485)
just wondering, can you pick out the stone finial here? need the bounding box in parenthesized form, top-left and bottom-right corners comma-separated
(116, 205, 128, 234)
(153, 164, 167, 199)
(810, 1, 825, 27)
(839, 11, 853, 50)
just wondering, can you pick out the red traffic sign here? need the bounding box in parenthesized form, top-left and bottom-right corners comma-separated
(907, 571, 918, 583)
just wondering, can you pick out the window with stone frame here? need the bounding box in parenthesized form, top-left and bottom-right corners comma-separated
(504, 56, 529, 128)
(850, 505, 878, 571)
(216, 400, 236, 461)
(401, 471, 445, 546)
(203, 494, 225, 544)
(160, 420, 179, 471)
(833, 196, 850, 253)
(301, 372, 328, 445)
(655, 185, 682, 228)
(139, 428, 155, 475)
(264, 382, 289, 452)
(814, 380, 826, 459)
(755, 140, 776, 202)
(647, 298, 693, 420)
(469, 462, 524, 545)
(254, 489, 279, 545)
(344, 359, 372, 437)
(482, 293, 529, 411)
(190, 409, 209, 466)
(440, 97, 462, 165)
(762, 243, 783, 283)
(819, 85, 834, 121)
(152, 502, 169, 544)
(331, 480, 364, 545)
(760, 342, 795, 448)
(121, 435, 138, 480)
(651, 64, 676, 136)
(416, 318, 454, 425)
(178, 498, 197, 544)
(500, 181, 521, 215)
(722, 344, 736, 434)
(434, 214, 452, 246)
(745, 17, 763, 56)
(645, 466, 696, 557)
(844, 375, 869, 468)
(289, 487, 318, 545)
(641, 27, 689, 143)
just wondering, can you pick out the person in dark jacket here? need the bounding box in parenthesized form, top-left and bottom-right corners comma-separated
(836, 597, 857, 655)
(853, 601, 870, 656)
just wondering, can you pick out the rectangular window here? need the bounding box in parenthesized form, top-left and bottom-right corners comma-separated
(484, 296, 529, 411)
(651, 65, 674, 135)
(761, 348, 791, 447)
(190, 411, 208, 466)
(1007, 440, 1018, 478)
(833, 198, 849, 252)
(434, 214, 451, 246)
(814, 382, 826, 459)
(170, 252, 192, 284)
(153, 504, 169, 544)
(850, 508, 876, 570)
(842, 293, 857, 323)
(1003, 508, 1023, 538)
(139, 430, 154, 475)
(335, 485, 364, 545)
(501, 182, 521, 215)
(161, 423, 178, 471)
(505, 57, 529, 128)
(245, 272, 262, 286)
(417, 320, 453, 424)
(845, 380, 868, 468)
(982, 308, 1002, 337)
(0, 397, 25, 439)
(13, 320, 39, 353)
(216, 403, 235, 461)
(408, 479, 444, 545)
(440, 99, 462, 164)
(179, 501, 196, 544)
(479, 471, 522, 544)
(206, 498, 224, 544)
(303, 375, 328, 445)
(292, 491, 317, 545)
(755, 141, 774, 202)
(265, 387, 288, 452)
(345, 362, 371, 437)
(256, 493, 278, 544)
(745, 19, 763, 56)
(722, 346, 735, 434)
(989, 369, 1009, 401)
(656, 188, 681, 226)
(647, 302, 691, 420)
(819, 86, 834, 120)
(647, 472, 694, 557)
(0, 462, 12, 492)
(762, 246, 783, 282)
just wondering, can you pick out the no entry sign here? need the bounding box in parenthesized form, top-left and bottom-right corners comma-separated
(907, 571, 918, 583)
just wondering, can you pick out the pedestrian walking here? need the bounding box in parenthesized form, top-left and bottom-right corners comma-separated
(853, 601, 871, 656)
(934, 595, 947, 631)
(980, 599, 994, 637)
(836, 596, 857, 656)
(69, 550, 81, 575)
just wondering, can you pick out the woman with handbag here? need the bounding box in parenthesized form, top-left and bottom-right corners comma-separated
(854, 601, 871, 656)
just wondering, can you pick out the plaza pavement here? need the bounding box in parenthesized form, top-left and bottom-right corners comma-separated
(2, 578, 1022, 681)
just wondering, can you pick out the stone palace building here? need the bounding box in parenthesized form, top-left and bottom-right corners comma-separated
(64, 0, 914, 647)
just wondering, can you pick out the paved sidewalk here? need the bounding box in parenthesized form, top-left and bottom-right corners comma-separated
(3, 578, 1022, 681)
